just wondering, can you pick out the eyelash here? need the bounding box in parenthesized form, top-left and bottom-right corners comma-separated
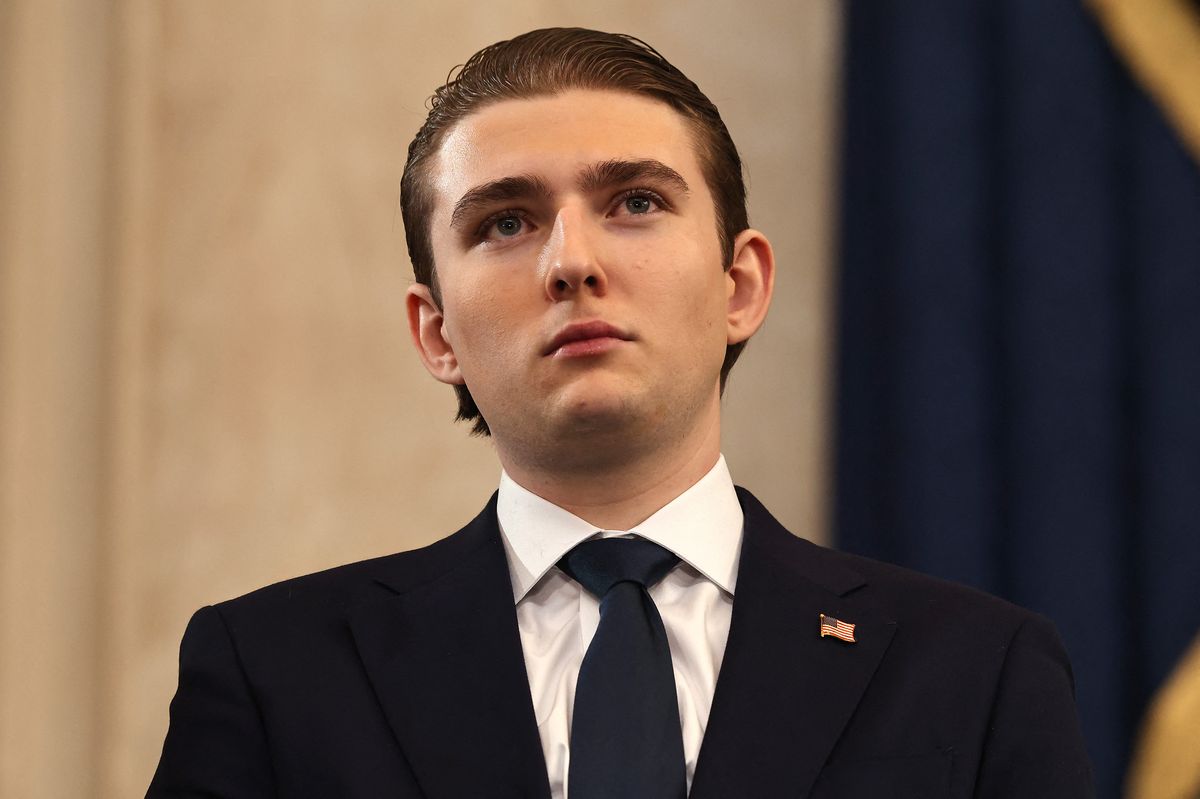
(472, 187, 670, 242)
(612, 187, 670, 214)
(474, 209, 531, 242)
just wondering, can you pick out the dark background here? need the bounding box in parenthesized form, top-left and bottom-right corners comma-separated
(836, 2, 1200, 796)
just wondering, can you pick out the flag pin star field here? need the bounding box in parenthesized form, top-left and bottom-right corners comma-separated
(819, 613, 857, 643)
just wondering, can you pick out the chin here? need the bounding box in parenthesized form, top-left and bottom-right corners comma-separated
(539, 383, 644, 435)
(557, 398, 636, 434)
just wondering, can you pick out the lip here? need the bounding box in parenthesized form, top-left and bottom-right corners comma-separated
(543, 320, 633, 357)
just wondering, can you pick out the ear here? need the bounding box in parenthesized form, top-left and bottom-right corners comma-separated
(725, 228, 776, 345)
(406, 284, 465, 385)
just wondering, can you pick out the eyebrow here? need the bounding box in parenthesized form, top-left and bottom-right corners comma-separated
(579, 159, 691, 196)
(448, 159, 690, 232)
(449, 174, 553, 233)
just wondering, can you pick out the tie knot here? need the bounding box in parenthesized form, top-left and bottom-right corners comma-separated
(558, 537, 680, 598)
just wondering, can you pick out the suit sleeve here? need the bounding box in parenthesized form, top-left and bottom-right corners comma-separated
(147, 605, 278, 798)
(974, 613, 1095, 799)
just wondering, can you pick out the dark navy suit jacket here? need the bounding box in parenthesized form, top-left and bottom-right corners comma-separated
(148, 488, 1094, 798)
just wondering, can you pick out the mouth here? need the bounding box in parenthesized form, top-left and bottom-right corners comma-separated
(543, 320, 634, 358)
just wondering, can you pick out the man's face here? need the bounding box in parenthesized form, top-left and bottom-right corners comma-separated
(414, 89, 736, 460)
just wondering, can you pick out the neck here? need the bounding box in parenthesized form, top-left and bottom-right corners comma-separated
(496, 404, 723, 530)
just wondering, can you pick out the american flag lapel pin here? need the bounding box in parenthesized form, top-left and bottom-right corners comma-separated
(819, 613, 857, 644)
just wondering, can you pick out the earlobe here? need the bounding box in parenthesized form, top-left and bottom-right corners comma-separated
(406, 284, 465, 385)
(725, 229, 776, 345)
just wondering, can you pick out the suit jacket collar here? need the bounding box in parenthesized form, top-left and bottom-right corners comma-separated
(688, 487, 897, 798)
(348, 495, 552, 799)
(348, 488, 896, 799)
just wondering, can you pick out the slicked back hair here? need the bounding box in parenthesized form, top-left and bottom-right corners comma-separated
(401, 28, 750, 436)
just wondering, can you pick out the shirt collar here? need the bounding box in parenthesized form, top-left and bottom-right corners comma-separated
(496, 455, 744, 602)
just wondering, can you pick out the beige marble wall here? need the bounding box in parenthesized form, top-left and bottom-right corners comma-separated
(0, 1, 841, 795)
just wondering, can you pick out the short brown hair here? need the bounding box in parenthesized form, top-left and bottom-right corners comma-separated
(401, 27, 749, 436)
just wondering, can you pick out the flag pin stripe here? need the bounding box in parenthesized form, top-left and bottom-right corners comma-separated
(819, 613, 857, 643)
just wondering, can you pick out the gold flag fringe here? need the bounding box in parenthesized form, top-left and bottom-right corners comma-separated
(1088, 0, 1200, 165)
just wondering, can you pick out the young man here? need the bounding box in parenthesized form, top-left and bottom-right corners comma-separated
(149, 29, 1093, 798)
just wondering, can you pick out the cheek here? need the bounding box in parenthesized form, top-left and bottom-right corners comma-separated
(441, 281, 527, 370)
(647, 246, 727, 322)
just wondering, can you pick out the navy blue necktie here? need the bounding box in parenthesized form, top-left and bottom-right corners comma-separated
(558, 537, 687, 799)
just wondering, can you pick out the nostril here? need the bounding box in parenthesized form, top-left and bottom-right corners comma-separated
(584, 275, 597, 287)
(556, 279, 569, 292)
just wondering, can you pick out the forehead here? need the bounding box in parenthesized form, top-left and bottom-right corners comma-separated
(429, 89, 703, 206)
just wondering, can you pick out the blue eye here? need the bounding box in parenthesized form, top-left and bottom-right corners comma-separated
(625, 196, 653, 214)
(494, 216, 523, 236)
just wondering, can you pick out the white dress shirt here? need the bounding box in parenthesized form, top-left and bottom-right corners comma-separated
(496, 455, 743, 799)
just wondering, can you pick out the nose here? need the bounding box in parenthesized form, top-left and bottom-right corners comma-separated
(541, 207, 608, 301)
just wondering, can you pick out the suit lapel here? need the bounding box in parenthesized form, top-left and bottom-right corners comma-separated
(690, 489, 897, 799)
(348, 501, 551, 799)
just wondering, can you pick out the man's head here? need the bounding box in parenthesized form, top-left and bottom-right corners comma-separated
(401, 28, 760, 438)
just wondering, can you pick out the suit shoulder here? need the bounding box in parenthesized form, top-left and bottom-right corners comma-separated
(212, 495, 500, 621)
(739, 489, 1031, 627)
(841, 545, 1025, 611)
(813, 542, 1052, 651)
